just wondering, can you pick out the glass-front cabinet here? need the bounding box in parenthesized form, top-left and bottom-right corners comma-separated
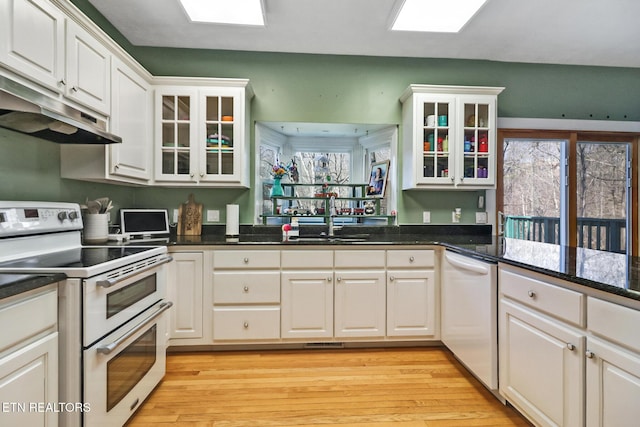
(155, 80, 253, 186)
(401, 85, 504, 189)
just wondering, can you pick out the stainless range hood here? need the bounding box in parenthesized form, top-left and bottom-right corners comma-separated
(0, 76, 121, 144)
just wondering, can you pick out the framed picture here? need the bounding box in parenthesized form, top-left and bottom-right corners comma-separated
(366, 160, 390, 197)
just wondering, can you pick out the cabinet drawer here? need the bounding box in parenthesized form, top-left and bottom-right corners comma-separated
(500, 268, 585, 327)
(213, 250, 280, 269)
(588, 297, 640, 353)
(0, 287, 57, 353)
(213, 272, 280, 304)
(334, 250, 385, 269)
(387, 250, 435, 268)
(213, 307, 280, 340)
(281, 250, 333, 269)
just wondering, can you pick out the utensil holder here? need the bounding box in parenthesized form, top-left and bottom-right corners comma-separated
(83, 213, 109, 243)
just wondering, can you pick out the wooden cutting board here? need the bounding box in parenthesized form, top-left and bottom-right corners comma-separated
(177, 193, 203, 235)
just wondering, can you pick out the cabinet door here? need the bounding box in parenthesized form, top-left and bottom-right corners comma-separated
(0, 333, 58, 427)
(499, 299, 584, 427)
(457, 95, 497, 186)
(387, 270, 436, 338)
(334, 270, 386, 338)
(0, 0, 65, 92)
(412, 94, 456, 186)
(65, 19, 111, 115)
(198, 87, 245, 184)
(109, 58, 152, 181)
(155, 88, 199, 182)
(586, 337, 640, 427)
(281, 271, 333, 339)
(167, 252, 203, 340)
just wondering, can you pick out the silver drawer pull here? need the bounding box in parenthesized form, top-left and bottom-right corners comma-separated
(96, 255, 173, 288)
(327, 277, 332, 282)
(409, 256, 415, 262)
(389, 276, 395, 281)
(527, 290, 536, 298)
(243, 286, 249, 292)
(97, 301, 173, 355)
(566, 343, 575, 351)
(586, 350, 595, 359)
(243, 322, 249, 329)
(243, 257, 249, 263)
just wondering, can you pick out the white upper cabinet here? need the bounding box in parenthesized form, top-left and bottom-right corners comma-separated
(0, 0, 66, 91)
(0, 0, 111, 115)
(401, 84, 503, 189)
(64, 18, 111, 115)
(109, 57, 152, 181)
(154, 81, 253, 187)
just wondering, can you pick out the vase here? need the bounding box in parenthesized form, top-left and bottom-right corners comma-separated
(270, 176, 284, 197)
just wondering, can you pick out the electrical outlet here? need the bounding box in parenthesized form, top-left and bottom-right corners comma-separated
(422, 211, 431, 223)
(206, 209, 220, 222)
(172, 209, 179, 223)
(476, 212, 488, 224)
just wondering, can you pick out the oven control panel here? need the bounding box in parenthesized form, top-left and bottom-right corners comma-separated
(0, 201, 83, 236)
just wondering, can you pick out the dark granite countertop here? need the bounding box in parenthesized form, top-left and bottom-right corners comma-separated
(164, 224, 640, 303)
(0, 273, 66, 300)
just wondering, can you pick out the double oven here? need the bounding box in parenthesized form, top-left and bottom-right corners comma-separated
(0, 202, 173, 427)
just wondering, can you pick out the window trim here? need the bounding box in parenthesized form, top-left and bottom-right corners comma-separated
(497, 129, 640, 256)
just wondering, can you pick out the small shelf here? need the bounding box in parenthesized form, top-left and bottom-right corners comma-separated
(261, 182, 392, 225)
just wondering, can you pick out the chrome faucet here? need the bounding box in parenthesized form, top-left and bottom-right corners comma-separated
(328, 195, 340, 237)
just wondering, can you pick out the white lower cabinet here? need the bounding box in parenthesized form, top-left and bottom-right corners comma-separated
(500, 298, 585, 427)
(0, 285, 58, 427)
(281, 250, 334, 339)
(387, 249, 437, 338)
(334, 250, 386, 338)
(212, 250, 281, 342)
(586, 297, 640, 427)
(334, 269, 386, 338)
(167, 251, 204, 342)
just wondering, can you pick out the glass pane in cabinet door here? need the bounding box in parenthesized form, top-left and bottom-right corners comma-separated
(206, 123, 220, 148)
(437, 156, 449, 178)
(206, 151, 219, 175)
(423, 130, 434, 152)
(162, 96, 175, 120)
(463, 156, 478, 178)
(177, 151, 190, 174)
(221, 151, 234, 175)
(221, 123, 234, 147)
(435, 103, 449, 127)
(464, 129, 477, 153)
(477, 104, 489, 127)
(177, 123, 190, 147)
(162, 151, 175, 174)
(477, 130, 489, 154)
(423, 102, 435, 127)
(162, 123, 174, 147)
(206, 96, 219, 121)
(177, 96, 190, 120)
(221, 97, 234, 119)
(423, 155, 435, 178)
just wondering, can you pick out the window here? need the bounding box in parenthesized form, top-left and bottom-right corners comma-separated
(498, 130, 638, 255)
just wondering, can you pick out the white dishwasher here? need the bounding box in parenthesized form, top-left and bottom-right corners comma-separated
(441, 250, 498, 394)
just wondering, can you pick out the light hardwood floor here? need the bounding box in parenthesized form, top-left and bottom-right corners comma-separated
(127, 347, 531, 427)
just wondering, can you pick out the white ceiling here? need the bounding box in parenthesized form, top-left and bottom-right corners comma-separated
(88, 0, 640, 68)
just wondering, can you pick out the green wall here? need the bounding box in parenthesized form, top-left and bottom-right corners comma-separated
(2, 0, 638, 226)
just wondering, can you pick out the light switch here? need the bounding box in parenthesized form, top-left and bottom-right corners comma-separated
(172, 209, 179, 223)
(422, 211, 431, 223)
(207, 210, 220, 222)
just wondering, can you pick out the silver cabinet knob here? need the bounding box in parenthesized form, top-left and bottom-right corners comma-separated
(389, 276, 395, 281)
(243, 322, 249, 329)
(585, 350, 595, 359)
(59, 79, 67, 86)
(243, 286, 249, 292)
(566, 343, 575, 351)
(327, 277, 332, 282)
(409, 256, 415, 262)
(200, 172, 205, 177)
(71, 86, 79, 92)
(243, 257, 249, 263)
(527, 290, 536, 298)
(336, 277, 342, 282)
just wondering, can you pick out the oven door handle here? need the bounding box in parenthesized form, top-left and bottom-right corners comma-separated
(96, 301, 173, 355)
(96, 255, 173, 288)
